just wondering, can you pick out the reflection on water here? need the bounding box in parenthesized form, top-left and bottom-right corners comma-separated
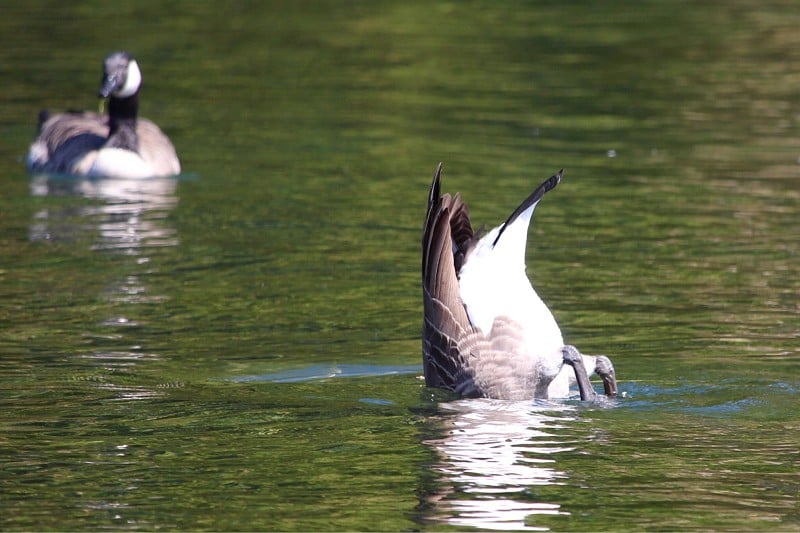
(29, 175, 179, 254)
(28, 174, 179, 306)
(28, 174, 180, 402)
(423, 399, 585, 531)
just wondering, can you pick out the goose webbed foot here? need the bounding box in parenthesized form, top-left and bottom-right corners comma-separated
(562, 345, 596, 401)
(595, 355, 618, 398)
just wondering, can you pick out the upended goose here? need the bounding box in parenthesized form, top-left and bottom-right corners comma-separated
(27, 51, 180, 179)
(422, 163, 617, 401)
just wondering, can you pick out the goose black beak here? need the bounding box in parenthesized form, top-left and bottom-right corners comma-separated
(98, 75, 118, 98)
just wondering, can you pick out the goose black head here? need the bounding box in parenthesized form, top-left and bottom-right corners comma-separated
(98, 51, 142, 99)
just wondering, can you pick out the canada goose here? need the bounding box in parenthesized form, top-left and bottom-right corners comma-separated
(422, 163, 617, 401)
(27, 51, 181, 178)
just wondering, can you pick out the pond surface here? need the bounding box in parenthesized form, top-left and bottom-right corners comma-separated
(2, 1, 799, 531)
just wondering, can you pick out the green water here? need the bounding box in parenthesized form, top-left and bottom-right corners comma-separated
(2, 1, 799, 530)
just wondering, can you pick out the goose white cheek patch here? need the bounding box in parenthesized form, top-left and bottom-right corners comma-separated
(116, 60, 142, 98)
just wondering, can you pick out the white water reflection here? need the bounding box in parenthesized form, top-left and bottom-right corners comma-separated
(29, 175, 180, 400)
(423, 399, 581, 531)
(29, 175, 179, 254)
(29, 174, 179, 307)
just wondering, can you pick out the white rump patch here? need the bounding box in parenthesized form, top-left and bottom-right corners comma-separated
(89, 148, 154, 178)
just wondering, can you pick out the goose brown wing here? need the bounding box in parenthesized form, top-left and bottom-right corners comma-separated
(29, 112, 107, 173)
(422, 163, 476, 390)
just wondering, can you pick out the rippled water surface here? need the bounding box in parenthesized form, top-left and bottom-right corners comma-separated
(2, 1, 799, 531)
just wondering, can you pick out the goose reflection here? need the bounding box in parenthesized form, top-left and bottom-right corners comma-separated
(29, 174, 179, 255)
(29, 174, 180, 400)
(421, 399, 583, 530)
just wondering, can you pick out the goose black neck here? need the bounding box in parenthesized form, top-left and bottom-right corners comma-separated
(106, 92, 139, 151)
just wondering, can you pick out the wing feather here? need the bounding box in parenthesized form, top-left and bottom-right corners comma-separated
(422, 164, 539, 399)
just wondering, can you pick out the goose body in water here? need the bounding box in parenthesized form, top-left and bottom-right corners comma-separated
(27, 51, 180, 179)
(422, 163, 617, 401)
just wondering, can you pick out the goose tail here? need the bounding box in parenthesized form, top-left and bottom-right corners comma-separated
(491, 169, 563, 248)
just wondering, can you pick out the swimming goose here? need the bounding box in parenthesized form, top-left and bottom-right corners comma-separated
(27, 51, 181, 178)
(421, 163, 617, 401)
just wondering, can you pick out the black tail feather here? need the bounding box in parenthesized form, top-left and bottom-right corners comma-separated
(492, 169, 563, 247)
